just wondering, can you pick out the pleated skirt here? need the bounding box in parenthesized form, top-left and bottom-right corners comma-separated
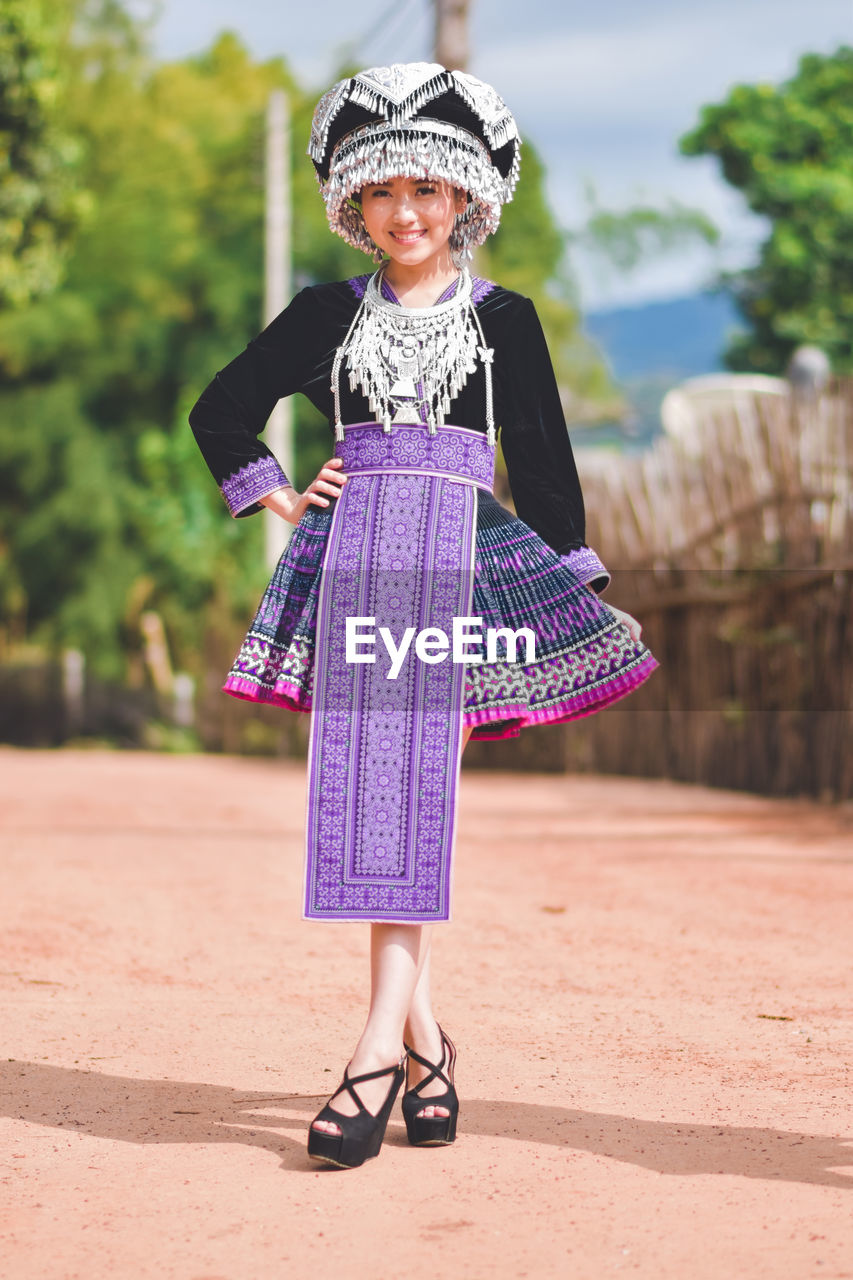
(223, 490, 658, 740)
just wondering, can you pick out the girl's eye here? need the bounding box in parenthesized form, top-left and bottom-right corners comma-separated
(416, 185, 437, 195)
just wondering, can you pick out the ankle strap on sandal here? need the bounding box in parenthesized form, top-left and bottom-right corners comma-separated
(403, 1027, 454, 1092)
(333, 1054, 406, 1111)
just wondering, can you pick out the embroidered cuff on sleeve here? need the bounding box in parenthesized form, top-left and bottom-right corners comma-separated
(560, 545, 611, 594)
(220, 456, 291, 518)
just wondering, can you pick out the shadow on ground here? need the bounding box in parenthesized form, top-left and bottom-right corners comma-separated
(3, 1060, 851, 1186)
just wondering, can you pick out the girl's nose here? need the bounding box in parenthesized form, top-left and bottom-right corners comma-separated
(390, 196, 418, 222)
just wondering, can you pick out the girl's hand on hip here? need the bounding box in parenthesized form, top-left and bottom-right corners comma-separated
(607, 604, 643, 643)
(259, 457, 347, 525)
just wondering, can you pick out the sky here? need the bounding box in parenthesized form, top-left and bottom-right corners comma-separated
(149, 0, 852, 310)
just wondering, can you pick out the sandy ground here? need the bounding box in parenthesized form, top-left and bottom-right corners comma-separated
(0, 746, 851, 1280)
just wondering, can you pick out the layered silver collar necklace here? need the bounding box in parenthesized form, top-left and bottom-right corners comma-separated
(331, 264, 496, 444)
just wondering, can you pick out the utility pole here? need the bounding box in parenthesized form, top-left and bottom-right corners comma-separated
(434, 0, 471, 71)
(263, 89, 293, 568)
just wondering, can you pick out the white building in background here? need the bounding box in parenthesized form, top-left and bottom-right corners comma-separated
(661, 373, 789, 455)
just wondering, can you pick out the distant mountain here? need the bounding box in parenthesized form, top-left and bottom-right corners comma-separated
(583, 290, 743, 382)
(574, 290, 746, 448)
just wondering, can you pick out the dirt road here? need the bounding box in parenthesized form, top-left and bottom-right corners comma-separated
(1, 748, 851, 1279)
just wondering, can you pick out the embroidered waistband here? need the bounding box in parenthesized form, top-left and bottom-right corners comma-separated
(333, 421, 495, 492)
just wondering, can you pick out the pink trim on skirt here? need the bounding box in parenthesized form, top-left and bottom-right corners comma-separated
(223, 649, 658, 742)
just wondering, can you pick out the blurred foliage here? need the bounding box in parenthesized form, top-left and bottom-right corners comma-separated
(0, 1, 620, 683)
(680, 45, 853, 373)
(481, 145, 618, 414)
(0, 7, 363, 679)
(573, 178, 719, 273)
(0, 0, 90, 306)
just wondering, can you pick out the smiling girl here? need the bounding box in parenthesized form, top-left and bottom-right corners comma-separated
(189, 62, 658, 1170)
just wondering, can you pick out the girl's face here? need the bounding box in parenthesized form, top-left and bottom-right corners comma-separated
(359, 175, 467, 270)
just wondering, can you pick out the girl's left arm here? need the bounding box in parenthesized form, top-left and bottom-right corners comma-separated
(498, 296, 610, 594)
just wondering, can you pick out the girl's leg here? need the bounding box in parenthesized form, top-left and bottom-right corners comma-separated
(312, 725, 473, 1135)
(311, 922, 430, 1134)
(403, 937, 450, 1119)
(403, 723, 473, 1120)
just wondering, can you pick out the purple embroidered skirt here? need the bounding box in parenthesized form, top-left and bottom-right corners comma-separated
(224, 421, 658, 922)
(224, 479, 657, 742)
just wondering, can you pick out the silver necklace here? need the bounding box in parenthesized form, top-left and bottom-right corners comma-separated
(331, 265, 496, 443)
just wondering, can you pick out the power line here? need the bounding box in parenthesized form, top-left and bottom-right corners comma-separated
(374, 2, 433, 65)
(349, 0, 425, 64)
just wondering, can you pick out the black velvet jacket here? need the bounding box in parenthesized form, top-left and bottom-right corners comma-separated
(189, 277, 592, 557)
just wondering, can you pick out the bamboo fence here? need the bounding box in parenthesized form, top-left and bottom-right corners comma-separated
(470, 380, 852, 800)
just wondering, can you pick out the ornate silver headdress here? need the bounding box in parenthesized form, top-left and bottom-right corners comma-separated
(308, 62, 521, 262)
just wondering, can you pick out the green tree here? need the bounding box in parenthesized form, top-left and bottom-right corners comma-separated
(0, 19, 367, 676)
(680, 45, 853, 373)
(0, 0, 89, 306)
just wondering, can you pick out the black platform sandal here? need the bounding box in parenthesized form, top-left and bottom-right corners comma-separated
(307, 1053, 406, 1169)
(402, 1024, 458, 1147)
